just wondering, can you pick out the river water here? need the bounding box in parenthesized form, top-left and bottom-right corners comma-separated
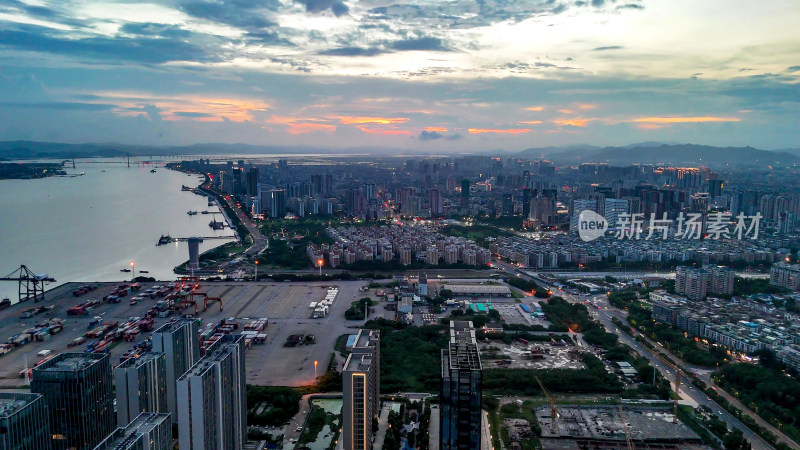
(0, 160, 235, 302)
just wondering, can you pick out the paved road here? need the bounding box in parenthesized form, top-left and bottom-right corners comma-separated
(429, 405, 440, 450)
(373, 403, 391, 450)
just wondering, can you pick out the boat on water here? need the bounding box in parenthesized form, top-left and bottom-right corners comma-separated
(209, 220, 225, 230)
(157, 234, 172, 246)
(139, 270, 149, 274)
(201, 211, 211, 214)
(120, 268, 131, 272)
(0, 299, 11, 310)
(187, 211, 198, 216)
(150, 169, 157, 173)
(181, 185, 191, 191)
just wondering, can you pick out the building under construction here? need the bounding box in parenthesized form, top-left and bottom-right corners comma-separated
(536, 406, 704, 449)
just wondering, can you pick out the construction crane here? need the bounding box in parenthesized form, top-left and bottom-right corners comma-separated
(0, 265, 55, 303)
(618, 405, 635, 450)
(535, 376, 560, 433)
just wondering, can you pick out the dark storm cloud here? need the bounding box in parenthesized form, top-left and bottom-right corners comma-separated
(319, 47, 386, 56)
(788, 66, 800, 72)
(389, 37, 450, 51)
(0, 26, 221, 64)
(593, 46, 623, 51)
(295, 0, 350, 17)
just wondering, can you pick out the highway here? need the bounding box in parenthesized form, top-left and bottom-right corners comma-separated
(494, 261, 779, 450)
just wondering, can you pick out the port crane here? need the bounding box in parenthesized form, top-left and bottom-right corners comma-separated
(0, 265, 55, 303)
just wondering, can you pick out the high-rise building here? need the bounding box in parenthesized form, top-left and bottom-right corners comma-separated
(114, 352, 168, 426)
(770, 262, 800, 291)
(268, 189, 287, 218)
(0, 393, 51, 450)
(32, 353, 115, 450)
(522, 188, 534, 218)
(94, 413, 172, 450)
(245, 167, 259, 198)
(440, 321, 482, 450)
(603, 198, 628, 228)
(460, 179, 470, 210)
(429, 187, 443, 217)
(569, 199, 598, 231)
(705, 264, 735, 296)
(152, 319, 201, 419)
(675, 266, 709, 300)
(501, 193, 514, 216)
(177, 334, 246, 450)
(342, 329, 380, 450)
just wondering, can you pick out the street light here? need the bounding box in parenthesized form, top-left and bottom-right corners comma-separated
(314, 360, 318, 381)
(130, 261, 135, 281)
(255, 260, 259, 281)
(317, 259, 324, 277)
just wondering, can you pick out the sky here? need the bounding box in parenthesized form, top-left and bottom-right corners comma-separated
(0, 0, 799, 151)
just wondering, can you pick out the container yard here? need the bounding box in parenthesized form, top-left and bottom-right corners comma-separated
(0, 279, 366, 387)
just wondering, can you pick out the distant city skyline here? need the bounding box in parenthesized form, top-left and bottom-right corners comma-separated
(0, 0, 799, 149)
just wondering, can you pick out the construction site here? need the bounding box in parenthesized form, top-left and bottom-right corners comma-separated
(536, 405, 704, 449)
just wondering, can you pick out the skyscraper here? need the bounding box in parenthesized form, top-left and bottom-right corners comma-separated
(440, 321, 482, 450)
(522, 187, 534, 218)
(94, 413, 172, 450)
(342, 329, 380, 450)
(429, 187, 443, 217)
(0, 392, 51, 450)
(32, 353, 115, 450)
(114, 352, 168, 426)
(177, 334, 246, 450)
(460, 179, 470, 210)
(152, 319, 201, 419)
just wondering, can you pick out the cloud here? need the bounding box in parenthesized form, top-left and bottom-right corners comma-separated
(295, 0, 349, 17)
(418, 130, 462, 141)
(788, 66, 800, 72)
(419, 130, 444, 140)
(0, 27, 219, 64)
(332, 116, 408, 124)
(178, 1, 278, 29)
(553, 119, 589, 127)
(173, 111, 214, 118)
(0, 101, 115, 111)
(319, 47, 385, 56)
(388, 37, 450, 52)
(468, 128, 531, 134)
(593, 46, 623, 51)
(631, 116, 741, 124)
(518, 120, 542, 125)
(525, 106, 545, 111)
(617, 3, 644, 9)
(356, 125, 410, 135)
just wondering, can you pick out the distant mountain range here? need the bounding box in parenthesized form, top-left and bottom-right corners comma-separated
(1, 140, 798, 167)
(519, 143, 800, 167)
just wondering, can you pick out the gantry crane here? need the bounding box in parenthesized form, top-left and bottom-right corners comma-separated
(0, 265, 55, 303)
(535, 376, 560, 433)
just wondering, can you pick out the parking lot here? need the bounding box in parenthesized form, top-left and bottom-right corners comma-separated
(0, 279, 370, 387)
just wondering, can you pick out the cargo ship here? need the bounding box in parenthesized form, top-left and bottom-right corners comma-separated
(187, 210, 198, 216)
(157, 234, 172, 246)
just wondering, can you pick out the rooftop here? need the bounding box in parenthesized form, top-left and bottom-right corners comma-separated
(34, 352, 106, 373)
(117, 351, 163, 369)
(344, 353, 374, 372)
(96, 412, 170, 449)
(0, 393, 41, 417)
(152, 318, 197, 335)
(445, 321, 482, 372)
